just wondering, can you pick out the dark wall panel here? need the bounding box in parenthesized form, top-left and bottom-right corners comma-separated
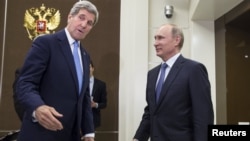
(226, 26, 250, 124)
(215, 0, 250, 125)
(0, 0, 78, 136)
(0, 0, 4, 68)
(84, 0, 120, 134)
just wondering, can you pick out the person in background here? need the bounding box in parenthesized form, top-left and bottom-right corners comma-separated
(12, 68, 24, 121)
(89, 60, 107, 129)
(133, 23, 214, 141)
(15, 1, 99, 141)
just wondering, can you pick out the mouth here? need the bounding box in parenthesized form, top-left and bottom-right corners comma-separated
(156, 47, 161, 52)
(78, 29, 83, 33)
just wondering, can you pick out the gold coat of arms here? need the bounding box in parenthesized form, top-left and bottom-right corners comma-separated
(24, 4, 61, 40)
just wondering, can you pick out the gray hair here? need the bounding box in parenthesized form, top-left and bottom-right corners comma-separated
(169, 24, 184, 49)
(69, 0, 99, 26)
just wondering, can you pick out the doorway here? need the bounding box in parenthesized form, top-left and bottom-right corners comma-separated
(215, 0, 250, 124)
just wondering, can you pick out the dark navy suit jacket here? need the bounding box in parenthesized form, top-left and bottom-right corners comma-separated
(91, 78, 107, 128)
(15, 29, 94, 141)
(134, 55, 214, 141)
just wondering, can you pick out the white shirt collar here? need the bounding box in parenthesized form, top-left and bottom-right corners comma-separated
(164, 53, 181, 68)
(90, 76, 94, 82)
(65, 28, 77, 45)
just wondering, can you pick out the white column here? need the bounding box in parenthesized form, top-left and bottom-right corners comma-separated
(119, 0, 149, 141)
(191, 21, 216, 122)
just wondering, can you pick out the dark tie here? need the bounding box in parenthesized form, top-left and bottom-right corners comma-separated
(156, 63, 168, 102)
(73, 41, 82, 94)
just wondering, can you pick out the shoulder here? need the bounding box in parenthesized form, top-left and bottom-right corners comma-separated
(184, 58, 207, 70)
(149, 64, 161, 73)
(34, 29, 65, 43)
(180, 57, 208, 77)
(177, 55, 206, 68)
(94, 78, 106, 85)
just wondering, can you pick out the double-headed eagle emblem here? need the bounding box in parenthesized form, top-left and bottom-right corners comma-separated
(24, 4, 61, 40)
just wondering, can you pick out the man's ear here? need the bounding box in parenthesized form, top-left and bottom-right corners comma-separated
(174, 35, 181, 46)
(67, 14, 72, 23)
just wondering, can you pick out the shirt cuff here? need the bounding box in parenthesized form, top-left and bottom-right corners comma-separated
(84, 133, 95, 138)
(32, 111, 38, 122)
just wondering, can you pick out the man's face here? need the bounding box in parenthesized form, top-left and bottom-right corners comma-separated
(90, 64, 94, 77)
(154, 25, 180, 61)
(66, 9, 95, 40)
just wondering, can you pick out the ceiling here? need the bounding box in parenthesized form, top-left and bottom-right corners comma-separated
(226, 1, 250, 33)
(192, 0, 243, 20)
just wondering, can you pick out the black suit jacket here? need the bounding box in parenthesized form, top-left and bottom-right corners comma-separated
(91, 78, 107, 128)
(15, 29, 94, 141)
(134, 55, 214, 141)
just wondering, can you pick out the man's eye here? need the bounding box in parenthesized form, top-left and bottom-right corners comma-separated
(79, 16, 85, 20)
(87, 21, 94, 26)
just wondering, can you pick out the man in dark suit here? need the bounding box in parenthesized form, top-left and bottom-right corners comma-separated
(89, 60, 107, 129)
(133, 24, 214, 141)
(14, 1, 99, 141)
(12, 68, 24, 121)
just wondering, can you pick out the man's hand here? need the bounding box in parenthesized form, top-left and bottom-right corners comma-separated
(35, 105, 63, 131)
(91, 100, 97, 108)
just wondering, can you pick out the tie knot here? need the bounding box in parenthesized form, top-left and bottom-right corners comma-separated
(161, 63, 168, 69)
(73, 41, 79, 48)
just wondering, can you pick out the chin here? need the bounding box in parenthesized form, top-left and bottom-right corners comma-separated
(156, 53, 161, 57)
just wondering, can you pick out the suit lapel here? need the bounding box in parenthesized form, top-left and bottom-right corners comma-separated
(56, 30, 79, 95)
(79, 43, 90, 96)
(92, 79, 98, 97)
(156, 55, 186, 107)
(56, 31, 90, 96)
(150, 65, 161, 108)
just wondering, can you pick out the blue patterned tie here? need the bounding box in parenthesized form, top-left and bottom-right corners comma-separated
(73, 41, 82, 94)
(156, 63, 168, 102)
